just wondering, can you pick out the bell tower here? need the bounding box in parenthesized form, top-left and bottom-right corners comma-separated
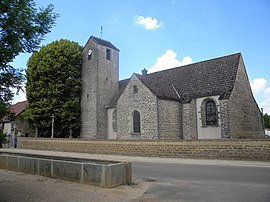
(81, 36, 119, 139)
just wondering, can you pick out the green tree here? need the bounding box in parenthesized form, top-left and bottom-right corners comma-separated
(25, 39, 82, 137)
(0, 102, 8, 120)
(0, 129, 7, 148)
(0, 0, 58, 117)
(264, 113, 270, 128)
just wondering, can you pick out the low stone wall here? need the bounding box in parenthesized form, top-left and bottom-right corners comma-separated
(17, 138, 270, 161)
(0, 152, 132, 188)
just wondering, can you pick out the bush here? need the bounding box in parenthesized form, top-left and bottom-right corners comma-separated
(0, 129, 7, 148)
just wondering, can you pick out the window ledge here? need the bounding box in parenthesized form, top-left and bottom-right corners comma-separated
(202, 124, 220, 128)
(130, 133, 141, 135)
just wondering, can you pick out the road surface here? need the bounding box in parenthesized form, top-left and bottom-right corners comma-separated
(132, 161, 270, 201)
(0, 149, 270, 201)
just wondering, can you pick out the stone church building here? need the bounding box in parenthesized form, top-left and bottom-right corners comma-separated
(81, 36, 264, 140)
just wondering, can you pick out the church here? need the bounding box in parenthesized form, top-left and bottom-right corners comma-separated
(80, 36, 264, 140)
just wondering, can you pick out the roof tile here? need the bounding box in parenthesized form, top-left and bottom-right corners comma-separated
(8, 101, 27, 116)
(136, 53, 241, 103)
(90, 36, 119, 51)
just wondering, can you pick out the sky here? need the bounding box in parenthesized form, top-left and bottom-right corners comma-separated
(12, 0, 270, 113)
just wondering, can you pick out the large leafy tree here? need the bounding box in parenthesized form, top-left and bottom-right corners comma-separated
(0, 0, 58, 116)
(264, 113, 270, 129)
(26, 39, 82, 137)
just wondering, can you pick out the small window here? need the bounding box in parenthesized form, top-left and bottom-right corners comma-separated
(206, 100, 218, 126)
(106, 49, 111, 60)
(11, 122, 15, 131)
(133, 85, 138, 94)
(132, 110, 141, 134)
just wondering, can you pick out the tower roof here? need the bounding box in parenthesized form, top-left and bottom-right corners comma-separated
(87, 36, 119, 51)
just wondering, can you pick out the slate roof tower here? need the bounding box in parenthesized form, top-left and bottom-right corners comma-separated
(80, 36, 119, 139)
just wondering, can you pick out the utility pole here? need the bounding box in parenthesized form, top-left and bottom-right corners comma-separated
(261, 108, 265, 130)
(51, 114, 56, 138)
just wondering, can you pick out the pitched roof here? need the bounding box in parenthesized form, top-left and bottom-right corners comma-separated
(136, 53, 241, 103)
(88, 36, 119, 51)
(107, 78, 130, 108)
(8, 101, 27, 116)
(109, 53, 241, 107)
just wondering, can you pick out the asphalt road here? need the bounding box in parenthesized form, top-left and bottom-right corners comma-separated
(132, 161, 270, 201)
(1, 149, 270, 201)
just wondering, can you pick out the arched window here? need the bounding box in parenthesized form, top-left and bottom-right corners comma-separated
(205, 100, 218, 126)
(133, 85, 138, 94)
(132, 110, 141, 133)
(112, 109, 117, 132)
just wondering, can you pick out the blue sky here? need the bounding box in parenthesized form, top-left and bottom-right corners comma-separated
(12, 0, 270, 113)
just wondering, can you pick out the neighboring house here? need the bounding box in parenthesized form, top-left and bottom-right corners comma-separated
(265, 129, 270, 137)
(81, 36, 264, 140)
(2, 101, 33, 147)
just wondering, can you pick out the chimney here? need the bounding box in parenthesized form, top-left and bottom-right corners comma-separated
(141, 68, 148, 76)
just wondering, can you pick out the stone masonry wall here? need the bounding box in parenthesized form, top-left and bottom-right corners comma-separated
(220, 99, 231, 138)
(182, 99, 197, 139)
(18, 138, 270, 161)
(81, 39, 98, 138)
(117, 75, 158, 139)
(81, 38, 119, 139)
(96, 45, 119, 139)
(158, 99, 182, 139)
(228, 56, 264, 138)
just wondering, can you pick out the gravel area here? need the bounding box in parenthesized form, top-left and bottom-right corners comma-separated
(0, 169, 150, 202)
(1, 149, 269, 201)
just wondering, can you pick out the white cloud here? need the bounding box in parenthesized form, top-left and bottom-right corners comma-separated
(170, 0, 177, 5)
(250, 78, 267, 95)
(262, 87, 270, 114)
(264, 87, 270, 95)
(148, 49, 192, 73)
(251, 78, 270, 114)
(134, 15, 163, 30)
(12, 84, 26, 104)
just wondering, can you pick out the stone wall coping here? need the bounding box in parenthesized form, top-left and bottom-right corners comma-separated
(16, 138, 270, 161)
(18, 137, 270, 145)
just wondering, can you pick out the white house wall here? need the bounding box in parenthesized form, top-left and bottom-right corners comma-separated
(107, 108, 117, 139)
(3, 123, 12, 135)
(196, 96, 221, 139)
